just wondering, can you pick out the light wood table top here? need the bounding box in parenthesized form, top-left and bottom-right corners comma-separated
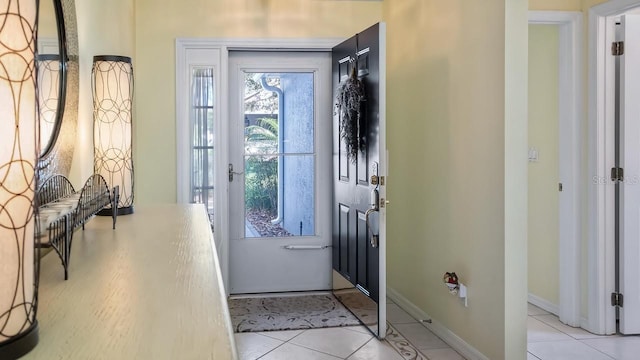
(23, 204, 238, 360)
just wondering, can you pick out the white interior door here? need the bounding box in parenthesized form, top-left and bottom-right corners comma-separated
(619, 14, 640, 334)
(228, 51, 333, 294)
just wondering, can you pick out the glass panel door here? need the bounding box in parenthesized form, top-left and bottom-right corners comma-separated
(228, 51, 332, 294)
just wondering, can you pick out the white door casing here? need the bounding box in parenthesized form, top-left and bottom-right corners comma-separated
(176, 46, 228, 287)
(617, 14, 640, 334)
(588, 0, 640, 335)
(176, 38, 342, 293)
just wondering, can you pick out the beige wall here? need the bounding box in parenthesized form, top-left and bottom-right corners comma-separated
(505, 1, 529, 357)
(582, 0, 610, 10)
(528, 0, 609, 11)
(39, 0, 58, 39)
(383, 1, 528, 358)
(134, 0, 382, 204)
(529, 0, 582, 11)
(527, 25, 560, 306)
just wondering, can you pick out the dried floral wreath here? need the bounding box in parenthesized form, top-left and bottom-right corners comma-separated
(335, 66, 366, 163)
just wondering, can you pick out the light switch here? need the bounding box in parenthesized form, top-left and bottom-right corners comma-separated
(528, 147, 539, 162)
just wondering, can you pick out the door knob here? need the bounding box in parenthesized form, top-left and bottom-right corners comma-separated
(228, 163, 243, 182)
(365, 207, 379, 248)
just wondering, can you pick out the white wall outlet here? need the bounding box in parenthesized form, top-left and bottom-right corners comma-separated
(458, 283, 468, 307)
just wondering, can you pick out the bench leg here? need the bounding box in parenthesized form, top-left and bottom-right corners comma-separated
(112, 186, 119, 229)
(48, 215, 70, 281)
(64, 215, 70, 280)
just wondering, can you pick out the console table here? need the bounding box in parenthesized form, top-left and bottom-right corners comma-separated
(23, 204, 237, 359)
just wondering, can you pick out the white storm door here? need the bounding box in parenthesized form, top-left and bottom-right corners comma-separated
(618, 14, 640, 335)
(228, 51, 333, 294)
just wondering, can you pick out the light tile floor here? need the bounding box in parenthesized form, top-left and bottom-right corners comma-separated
(235, 301, 640, 359)
(234, 298, 464, 360)
(527, 303, 640, 360)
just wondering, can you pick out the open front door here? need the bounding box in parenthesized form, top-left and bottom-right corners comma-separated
(332, 23, 387, 338)
(618, 14, 640, 335)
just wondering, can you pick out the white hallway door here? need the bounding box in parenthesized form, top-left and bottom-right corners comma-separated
(617, 14, 640, 334)
(228, 51, 333, 294)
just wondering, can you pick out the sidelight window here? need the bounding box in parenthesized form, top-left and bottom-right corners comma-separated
(190, 68, 215, 226)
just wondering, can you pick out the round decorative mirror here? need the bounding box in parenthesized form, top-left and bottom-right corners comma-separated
(37, 0, 67, 157)
(38, 0, 78, 180)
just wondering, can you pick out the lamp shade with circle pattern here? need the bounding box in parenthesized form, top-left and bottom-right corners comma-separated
(92, 55, 134, 215)
(0, 0, 40, 357)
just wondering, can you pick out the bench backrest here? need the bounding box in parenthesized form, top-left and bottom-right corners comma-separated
(38, 175, 76, 207)
(75, 174, 112, 227)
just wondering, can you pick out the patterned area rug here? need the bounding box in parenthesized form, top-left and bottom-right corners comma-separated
(229, 294, 361, 332)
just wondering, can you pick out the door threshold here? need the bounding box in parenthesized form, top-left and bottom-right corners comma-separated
(229, 290, 332, 300)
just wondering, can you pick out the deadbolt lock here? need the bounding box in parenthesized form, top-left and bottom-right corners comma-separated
(370, 175, 379, 185)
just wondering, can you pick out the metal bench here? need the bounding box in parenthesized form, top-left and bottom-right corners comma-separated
(36, 174, 118, 279)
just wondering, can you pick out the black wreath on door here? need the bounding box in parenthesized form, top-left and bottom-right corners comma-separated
(335, 65, 366, 163)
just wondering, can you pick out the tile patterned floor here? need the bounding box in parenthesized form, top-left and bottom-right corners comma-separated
(235, 300, 640, 359)
(527, 303, 640, 360)
(234, 298, 463, 360)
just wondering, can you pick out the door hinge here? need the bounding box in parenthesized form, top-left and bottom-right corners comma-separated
(612, 41, 625, 56)
(611, 167, 624, 182)
(611, 292, 624, 307)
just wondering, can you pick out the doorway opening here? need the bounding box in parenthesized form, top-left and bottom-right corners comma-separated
(175, 25, 388, 339)
(527, 10, 583, 329)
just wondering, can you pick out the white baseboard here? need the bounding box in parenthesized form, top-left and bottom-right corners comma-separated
(580, 316, 616, 336)
(527, 293, 559, 316)
(387, 287, 489, 360)
(580, 316, 592, 334)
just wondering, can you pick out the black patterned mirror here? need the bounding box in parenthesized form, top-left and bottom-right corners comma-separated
(38, 0, 77, 179)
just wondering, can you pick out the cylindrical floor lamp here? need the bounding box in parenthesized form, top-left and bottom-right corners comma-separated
(0, 0, 40, 358)
(92, 55, 134, 215)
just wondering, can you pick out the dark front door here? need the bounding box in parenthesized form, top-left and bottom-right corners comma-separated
(332, 23, 386, 338)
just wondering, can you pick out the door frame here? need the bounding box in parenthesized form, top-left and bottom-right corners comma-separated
(176, 38, 342, 292)
(528, 11, 583, 327)
(588, 0, 640, 335)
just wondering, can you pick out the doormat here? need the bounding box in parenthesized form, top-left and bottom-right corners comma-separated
(228, 294, 361, 333)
